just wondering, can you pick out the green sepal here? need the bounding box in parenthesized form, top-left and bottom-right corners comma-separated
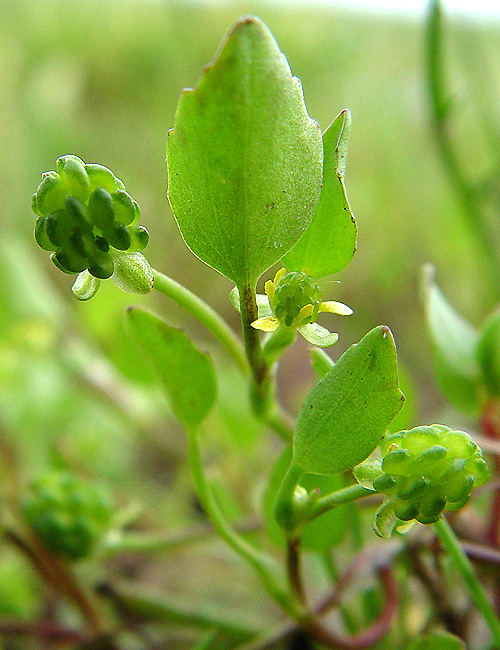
(34, 217, 57, 251)
(112, 190, 136, 226)
(293, 326, 404, 475)
(56, 155, 90, 203)
(167, 16, 323, 286)
(127, 308, 217, 430)
(297, 323, 338, 347)
(72, 271, 101, 301)
(35, 172, 67, 216)
(282, 109, 357, 278)
(85, 163, 119, 194)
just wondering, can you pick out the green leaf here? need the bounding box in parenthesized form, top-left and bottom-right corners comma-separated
(477, 307, 500, 399)
(406, 632, 466, 650)
(422, 266, 481, 415)
(293, 326, 404, 475)
(282, 110, 357, 278)
(127, 308, 216, 430)
(167, 16, 323, 287)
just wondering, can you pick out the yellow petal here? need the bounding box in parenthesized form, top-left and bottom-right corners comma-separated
(297, 304, 314, 321)
(319, 301, 353, 316)
(273, 267, 287, 285)
(264, 279, 275, 300)
(251, 316, 280, 332)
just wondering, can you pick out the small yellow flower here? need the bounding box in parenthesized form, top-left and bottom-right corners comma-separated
(250, 268, 352, 347)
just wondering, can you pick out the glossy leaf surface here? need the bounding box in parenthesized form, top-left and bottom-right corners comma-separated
(282, 110, 357, 278)
(167, 16, 323, 287)
(127, 308, 216, 430)
(293, 326, 404, 475)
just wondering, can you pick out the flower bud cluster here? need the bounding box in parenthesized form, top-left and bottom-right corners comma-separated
(376, 425, 489, 524)
(23, 471, 113, 560)
(269, 270, 321, 327)
(32, 155, 149, 279)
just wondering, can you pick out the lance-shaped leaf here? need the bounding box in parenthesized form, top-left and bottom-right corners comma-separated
(282, 110, 357, 278)
(167, 16, 323, 287)
(422, 265, 481, 415)
(293, 326, 404, 475)
(127, 308, 216, 430)
(407, 632, 465, 650)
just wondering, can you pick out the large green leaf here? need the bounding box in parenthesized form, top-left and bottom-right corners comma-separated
(293, 326, 404, 475)
(127, 308, 216, 430)
(167, 16, 323, 287)
(282, 110, 357, 278)
(422, 266, 481, 415)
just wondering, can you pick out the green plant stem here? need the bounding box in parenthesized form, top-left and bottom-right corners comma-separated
(274, 463, 304, 532)
(309, 484, 374, 522)
(262, 325, 296, 366)
(103, 583, 259, 642)
(186, 426, 299, 617)
(152, 269, 248, 373)
(434, 516, 500, 646)
(238, 284, 272, 417)
(426, 1, 500, 284)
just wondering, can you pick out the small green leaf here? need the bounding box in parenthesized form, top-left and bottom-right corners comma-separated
(373, 499, 399, 538)
(477, 307, 500, 399)
(406, 632, 466, 650)
(293, 326, 404, 475)
(282, 110, 357, 278)
(422, 266, 481, 415)
(127, 308, 216, 430)
(167, 16, 323, 287)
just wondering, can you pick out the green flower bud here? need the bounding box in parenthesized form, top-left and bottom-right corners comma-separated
(34, 216, 57, 252)
(112, 190, 135, 226)
(373, 425, 489, 528)
(88, 187, 115, 230)
(127, 225, 149, 252)
(34, 172, 66, 216)
(270, 271, 321, 327)
(56, 155, 90, 203)
(88, 250, 114, 279)
(33, 156, 150, 291)
(85, 163, 118, 194)
(105, 222, 131, 251)
(23, 471, 113, 560)
(111, 252, 154, 294)
(52, 248, 87, 274)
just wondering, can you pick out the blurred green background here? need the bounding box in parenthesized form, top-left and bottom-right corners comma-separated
(1, 0, 500, 643)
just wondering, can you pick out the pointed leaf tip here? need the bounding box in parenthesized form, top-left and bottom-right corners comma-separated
(167, 16, 323, 286)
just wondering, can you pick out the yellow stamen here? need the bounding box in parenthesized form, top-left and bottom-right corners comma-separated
(273, 267, 287, 285)
(297, 304, 314, 322)
(264, 279, 275, 299)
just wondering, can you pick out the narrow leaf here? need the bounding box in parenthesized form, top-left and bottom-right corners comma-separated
(127, 308, 216, 430)
(422, 265, 481, 415)
(406, 632, 466, 650)
(282, 110, 357, 278)
(293, 326, 404, 475)
(477, 308, 500, 399)
(167, 16, 323, 287)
